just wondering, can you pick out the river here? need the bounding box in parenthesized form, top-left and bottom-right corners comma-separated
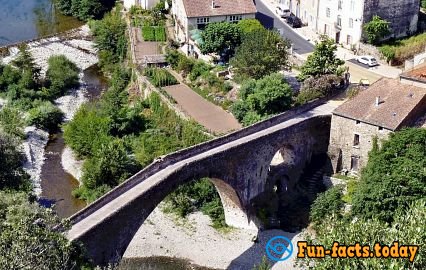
(0, 0, 82, 46)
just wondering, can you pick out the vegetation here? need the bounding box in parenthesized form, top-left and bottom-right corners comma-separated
(379, 32, 426, 64)
(237, 19, 265, 36)
(144, 68, 178, 87)
(300, 128, 426, 269)
(27, 101, 64, 132)
(231, 29, 290, 80)
(142, 26, 167, 41)
(56, 0, 115, 21)
(90, 7, 127, 72)
(298, 36, 345, 81)
(363, 15, 391, 45)
(295, 74, 343, 105)
(231, 73, 293, 126)
(165, 178, 226, 228)
(351, 128, 426, 222)
(45, 55, 79, 99)
(200, 22, 242, 55)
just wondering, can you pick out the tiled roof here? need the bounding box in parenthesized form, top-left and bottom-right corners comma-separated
(182, 0, 257, 18)
(400, 63, 426, 83)
(333, 78, 426, 130)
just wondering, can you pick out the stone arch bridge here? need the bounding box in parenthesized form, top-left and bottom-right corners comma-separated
(66, 101, 337, 265)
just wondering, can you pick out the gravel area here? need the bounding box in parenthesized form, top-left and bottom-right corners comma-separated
(124, 206, 305, 270)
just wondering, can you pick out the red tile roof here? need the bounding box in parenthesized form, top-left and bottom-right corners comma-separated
(182, 0, 257, 18)
(333, 78, 426, 130)
(400, 62, 426, 83)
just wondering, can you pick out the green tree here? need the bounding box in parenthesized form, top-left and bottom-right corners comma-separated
(351, 128, 426, 222)
(200, 22, 242, 55)
(231, 29, 290, 80)
(237, 19, 264, 35)
(363, 15, 391, 44)
(310, 185, 344, 226)
(0, 106, 25, 138)
(27, 101, 64, 132)
(0, 132, 30, 191)
(45, 55, 79, 99)
(295, 74, 343, 105)
(299, 35, 345, 80)
(11, 44, 40, 83)
(0, 191, 88, 269)
(63, 104, 112, 158)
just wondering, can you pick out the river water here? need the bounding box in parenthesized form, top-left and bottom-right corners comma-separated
(0, 0, 82, 46)
(40, 65, 108, 218)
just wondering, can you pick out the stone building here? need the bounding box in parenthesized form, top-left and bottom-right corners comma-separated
(329, 76, 426, 174)
(292, 0, 420, 48)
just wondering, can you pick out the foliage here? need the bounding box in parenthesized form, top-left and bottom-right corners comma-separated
(45, 55, 79, 99)
(295, 74, 343, 105)
(200, 22, 242, 55)
(11, 44, 41, 80)
(0, 106, 25, 138)
(310, 185, 344, 226)
(188, 61, 211, 81)
(252, 256, 271, 270)
(299, 200, 426, 269)
(0, 191, 88, 269)
(423, 0, 426, 9)
(90, 7, 127, 72)
(0, 132, 30, 191)
(363, 15, 391, 45)
(142, 26, 166, 41)
(231, 29, 290, 80)
(351, 128, 426, 222)
(74, 139, 140, 202)
(378, 32, 426, 64)
(298, 35, 345, 81)
(63, 104, 112, 158)
(56, 0, 114, 21)
(144, 68, 178, 87)
(165, 178, 226, 228)
(27, 101, 64, 132)
(165, 49, 186, 70)
(231, 73, 292, 125)
(237, 19, 264, 35)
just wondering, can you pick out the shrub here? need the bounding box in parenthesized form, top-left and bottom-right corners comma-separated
(363, 15, 391, 44)
(188, 61, 211, 81)
(45, 55, 79, 99)
(144, 68, 178, 87)
(295, 74, 342, 105)
(27, 101, 64, 132)
(310, 185, 344, 226)
(0, 106, 25, 138)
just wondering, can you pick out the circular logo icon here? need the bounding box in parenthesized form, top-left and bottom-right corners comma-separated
(265, 236, 294, 262)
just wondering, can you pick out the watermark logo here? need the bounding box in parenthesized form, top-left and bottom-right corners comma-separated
(265, 236, 294, 261)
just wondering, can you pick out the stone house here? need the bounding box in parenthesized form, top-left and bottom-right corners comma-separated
(171, 0, 257, 56)
(293, 0, 419, 48)
(328, 76, 426, 174)
(123, 0, 161, 10)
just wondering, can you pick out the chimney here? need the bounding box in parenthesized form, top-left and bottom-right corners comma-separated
(375, 96, 380, 106)
(212, 0, 216, 8)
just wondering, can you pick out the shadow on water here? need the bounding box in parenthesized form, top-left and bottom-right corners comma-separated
(40, 65, 108, 218)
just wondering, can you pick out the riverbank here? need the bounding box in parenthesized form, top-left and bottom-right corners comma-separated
(1, 24, 98, 195)
(123, 205, 305, 270)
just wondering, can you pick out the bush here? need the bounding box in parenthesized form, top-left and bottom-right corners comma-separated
(27, 101, 64, 132)
(144, 68, 178, 87)
(0, 106, 25, 138)
(363, 15, 391, 44)
(188, 61, 211, 81)
(310, 186, 344, 226)
(45, 55, 79, 99)
(379, 32, 426, 64)
(295, 74, 342, 105)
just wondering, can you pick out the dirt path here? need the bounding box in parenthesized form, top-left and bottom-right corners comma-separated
(164, 70, 241, 134)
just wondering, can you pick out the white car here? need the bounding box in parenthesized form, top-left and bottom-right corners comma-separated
(356, 56, 378, 67)
(275, 5, 291, 18)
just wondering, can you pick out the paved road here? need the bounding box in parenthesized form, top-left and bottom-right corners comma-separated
(255, 0, 314, 54)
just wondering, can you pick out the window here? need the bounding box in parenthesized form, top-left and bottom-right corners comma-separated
(350, 0, 355, 11)
(353, 134, 360, 147)
(349, 18, 354, 28)
(326, 8, 330, 18)
(337, 15, 342, 27)
(338, 0, 342, 10)
(229, 15, 243, 23)
(196, 17, 210, 24)
(351, 156, 360, 171)
(347, 35, 352, 45)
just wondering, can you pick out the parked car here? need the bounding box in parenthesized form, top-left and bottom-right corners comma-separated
(356, 56, 378, 67)
(275, 5, 291, 18)
(286, 15, 302, 28)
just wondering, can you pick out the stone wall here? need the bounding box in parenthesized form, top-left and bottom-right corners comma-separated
(363, 0, 420, 39)
(328, 115, 392, 173)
